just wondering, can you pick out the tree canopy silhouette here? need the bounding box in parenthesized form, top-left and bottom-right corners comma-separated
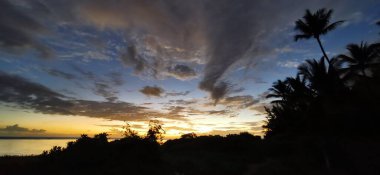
(294, 8, 344, 64)
(337, 42, 380, 78)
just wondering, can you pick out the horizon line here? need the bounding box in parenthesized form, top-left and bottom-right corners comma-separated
(0, 136, 123, 140)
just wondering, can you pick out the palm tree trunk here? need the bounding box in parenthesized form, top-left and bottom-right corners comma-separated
(316, 36, 331, 64)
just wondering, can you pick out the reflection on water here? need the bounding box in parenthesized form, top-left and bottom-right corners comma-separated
(0, 139, 75, 156)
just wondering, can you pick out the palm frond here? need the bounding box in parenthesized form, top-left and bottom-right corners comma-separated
(294, 34, 312, 41)
(331, 56, 345, 68)
(323, 20, 344, 34)
(295, 8, 342, 40)
(337, 54, 356, 63)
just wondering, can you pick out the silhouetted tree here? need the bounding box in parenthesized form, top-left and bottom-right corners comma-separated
(295, 8, 344, 64)
(145, 120, 165, 143)
(180, 132, 197, 139)
(337, 42, 380, 79)
(123, 122, 140, 139)
(94, 132, 108, 143)
(298, 57, 345, 96)
(264, 75, 315, 137)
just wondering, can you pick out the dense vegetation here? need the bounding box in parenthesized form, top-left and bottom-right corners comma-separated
(1, 8, 379, 175)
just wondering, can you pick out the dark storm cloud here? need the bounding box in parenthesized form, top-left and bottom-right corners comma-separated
(0, 124, 46, 133)
(0, 72, 186, 121)
(139, 86, 164, 97)
(0, 0, 52, 58)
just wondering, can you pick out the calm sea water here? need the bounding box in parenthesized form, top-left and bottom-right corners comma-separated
(0, 139, 75, 156)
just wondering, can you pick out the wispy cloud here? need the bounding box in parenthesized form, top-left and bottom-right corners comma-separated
(43, 68, 77, 80)
(0, 124, 46, 133)
(0, 72, 186, 121)
(165, 90, 190, 97)
(277, 60, 301, 68)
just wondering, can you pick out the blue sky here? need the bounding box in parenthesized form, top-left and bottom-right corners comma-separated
(0, 0, 379, 138)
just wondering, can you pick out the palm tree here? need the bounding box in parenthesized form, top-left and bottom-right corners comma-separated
(267, 79, 291, 104)
(337, 42, 380, 78)
(294, 8, 344, 64)
(298, 57, 345, 96)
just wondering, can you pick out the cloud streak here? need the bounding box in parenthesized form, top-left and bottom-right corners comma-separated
(0, 72, 186, 121)
(0, 124, 46, 133)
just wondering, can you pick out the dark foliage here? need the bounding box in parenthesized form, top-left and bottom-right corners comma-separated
(0, 131, 265, 175)
(294, 8, 344, 63)
(262, 8, 380, 175)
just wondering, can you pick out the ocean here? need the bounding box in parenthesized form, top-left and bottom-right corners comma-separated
(0, 139, 75, 156)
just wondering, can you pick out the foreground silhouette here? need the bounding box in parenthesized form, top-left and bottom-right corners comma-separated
(1, 8, 380, 175)
(0, 129, 265, 175)
(294, 8, 344, 63)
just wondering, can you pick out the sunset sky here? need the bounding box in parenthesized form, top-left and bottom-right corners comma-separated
(0, 0, 379, 139)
